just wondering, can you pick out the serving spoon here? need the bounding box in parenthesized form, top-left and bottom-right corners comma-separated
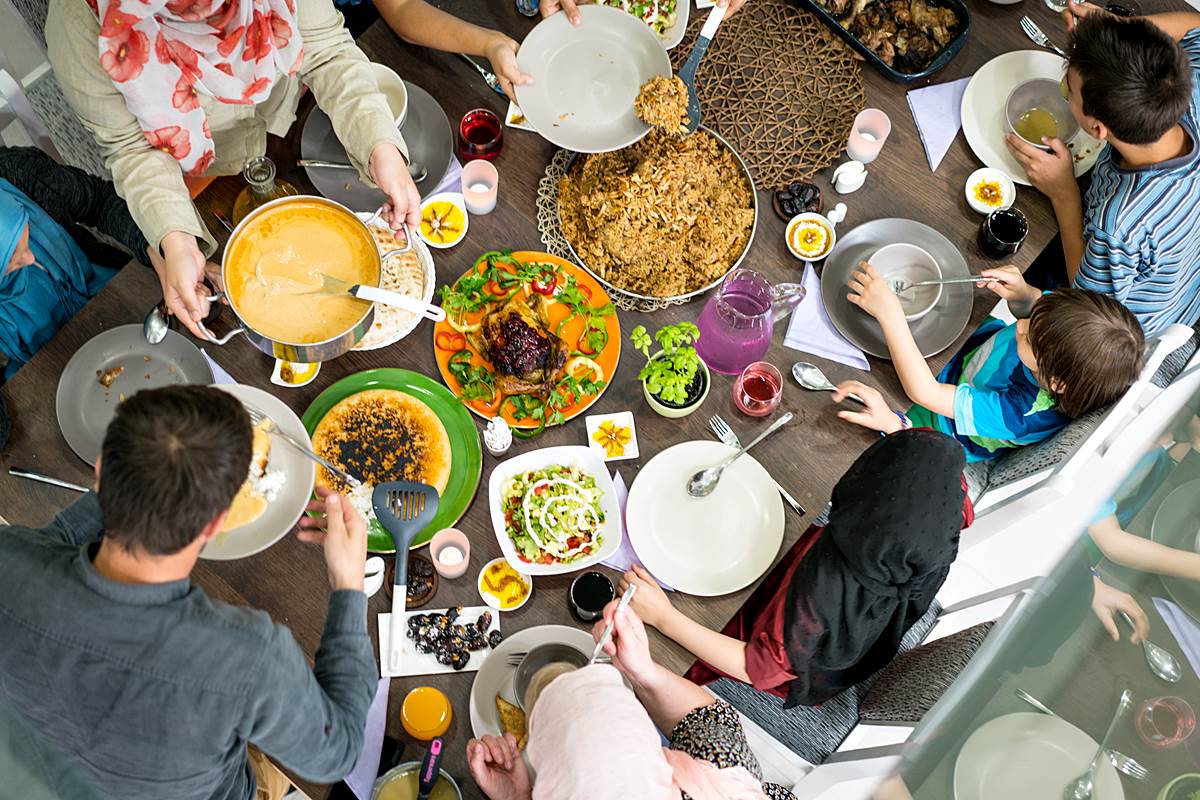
(678, 4, 726, 134)
(290, 271, 446, 322)
(142, 301, 170, 345)
(687, 411, 793, 498)
(1122, 611, 1182, 683)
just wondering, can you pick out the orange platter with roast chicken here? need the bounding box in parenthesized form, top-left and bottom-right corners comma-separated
(433, 251, 621, 435)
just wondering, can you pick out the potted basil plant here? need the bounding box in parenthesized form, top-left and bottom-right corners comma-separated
(630, 322, 710, 419)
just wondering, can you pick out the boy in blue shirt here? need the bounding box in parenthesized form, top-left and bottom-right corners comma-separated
(835, 264, 1144, 462)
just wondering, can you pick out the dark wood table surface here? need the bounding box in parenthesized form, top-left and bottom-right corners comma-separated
(0, 0, 1187, 796)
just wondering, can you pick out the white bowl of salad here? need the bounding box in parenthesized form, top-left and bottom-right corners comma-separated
(488, 445, 622, 576)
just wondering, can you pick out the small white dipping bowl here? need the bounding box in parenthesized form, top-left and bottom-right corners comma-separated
(369, 62, 408, 129)
(868, 243, 943, 321)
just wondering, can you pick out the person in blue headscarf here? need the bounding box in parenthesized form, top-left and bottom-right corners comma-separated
(0, 147, 150, 383)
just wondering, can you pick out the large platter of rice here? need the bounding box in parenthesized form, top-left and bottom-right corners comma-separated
(557, 127, 757, 301)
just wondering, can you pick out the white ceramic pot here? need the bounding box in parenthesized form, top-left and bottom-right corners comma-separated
(642, 356, 710, 419)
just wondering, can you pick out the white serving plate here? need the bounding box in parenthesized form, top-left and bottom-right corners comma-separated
(625, 440, 784, 596)
(202, 384, 315, 561)
(488, 445, 623, 576)
(377, 605, 500, 677)
(960, 50, 1104, 187)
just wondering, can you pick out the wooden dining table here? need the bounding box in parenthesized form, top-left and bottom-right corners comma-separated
(0, 0, 1187, 796)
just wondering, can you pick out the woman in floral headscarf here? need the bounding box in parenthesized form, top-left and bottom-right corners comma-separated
(46, 0, 420, 339)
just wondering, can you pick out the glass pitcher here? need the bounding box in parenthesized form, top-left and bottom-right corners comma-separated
(696, 269, 805, 375)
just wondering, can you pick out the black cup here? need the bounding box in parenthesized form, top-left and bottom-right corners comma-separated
(1105, 0, 1140, 16)
(978, 208, 1029, 259)
(569, 571, 615, 622)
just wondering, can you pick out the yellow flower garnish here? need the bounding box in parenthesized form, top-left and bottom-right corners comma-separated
(592, 419, 631, 458)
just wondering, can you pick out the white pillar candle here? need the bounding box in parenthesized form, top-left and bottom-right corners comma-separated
(461, 160, 499, 215)
(846, 108, 891, 165)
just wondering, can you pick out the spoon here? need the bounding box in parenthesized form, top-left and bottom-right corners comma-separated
(687, 411, 793, 498)
(1122, 611, 1182, 682)
(885, 275, 988, 295)
(288, 270, 446, 322)
(589, 583, 637, 665)
(142, 301, 169, 345)
(677, 3, 726, 134)
(791, 362, 867, 407)
(297, 159, 429, 183)
(1062, 689, 1132, 800)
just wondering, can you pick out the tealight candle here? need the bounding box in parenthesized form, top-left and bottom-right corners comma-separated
(429, 528, 471, 579)
(846, 108, 891, 164)
(461, 160, 499, 215)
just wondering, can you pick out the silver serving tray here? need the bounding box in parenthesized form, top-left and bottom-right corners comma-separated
(556, 126, 758, 304)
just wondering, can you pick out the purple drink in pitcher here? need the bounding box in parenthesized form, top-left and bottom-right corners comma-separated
(696, 269, 775, 375)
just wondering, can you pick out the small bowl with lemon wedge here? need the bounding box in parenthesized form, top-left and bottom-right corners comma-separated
(418, 192, 469, 249)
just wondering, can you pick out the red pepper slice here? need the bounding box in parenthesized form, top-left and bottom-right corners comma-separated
(531, 272, 557, 296)
(577, 283, 593, 301)
(435, 330, 466, 351)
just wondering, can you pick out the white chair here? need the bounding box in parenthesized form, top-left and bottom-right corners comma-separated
(0, 0, 108, 176)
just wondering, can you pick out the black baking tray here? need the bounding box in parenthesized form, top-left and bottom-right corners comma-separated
(795, 0, 971, 84)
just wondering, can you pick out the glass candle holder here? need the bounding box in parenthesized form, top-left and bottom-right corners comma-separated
(461, 160, 499, 215)
(1136, 696, 1196, 749)
(457, 108, 503, 161)
(846, 108, 891, 164)
(734, 361, 783, 417)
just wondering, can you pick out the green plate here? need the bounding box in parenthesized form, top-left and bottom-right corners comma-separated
(301, 369, 483, 552)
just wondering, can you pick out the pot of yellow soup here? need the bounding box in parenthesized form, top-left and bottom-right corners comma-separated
(203, 196, 386, 363)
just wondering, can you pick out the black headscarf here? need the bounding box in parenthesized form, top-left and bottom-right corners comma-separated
(782, 429, 966, 708)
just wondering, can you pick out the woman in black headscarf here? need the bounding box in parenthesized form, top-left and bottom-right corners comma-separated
(621, 428, 971, 707)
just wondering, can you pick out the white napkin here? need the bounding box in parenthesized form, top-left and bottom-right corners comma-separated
(201, 349, 236, 385)
(1153, 597, 1200, 681)
(430, 155, 462, 198)
(600, 471, 674, 591)
(343, 677, 391, 800)
(906, 77, 971, 172)
(783, 263, 870, 371)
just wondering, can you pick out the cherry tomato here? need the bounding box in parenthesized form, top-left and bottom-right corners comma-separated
(435, 330, 466, 351)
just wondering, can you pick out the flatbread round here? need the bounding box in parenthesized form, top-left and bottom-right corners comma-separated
(356, 230, 426, 350)
(312, 389, 451, 495)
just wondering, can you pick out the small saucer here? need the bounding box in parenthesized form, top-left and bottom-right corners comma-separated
(270, 359, 320, 388)
(384, 552, 439, 608)
(964, 168, 1016, 215)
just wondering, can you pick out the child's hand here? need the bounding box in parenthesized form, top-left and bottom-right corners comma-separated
(833, 381, 903, 434)
(847, 262, 904, 323)
(979, 266, 1042, 316)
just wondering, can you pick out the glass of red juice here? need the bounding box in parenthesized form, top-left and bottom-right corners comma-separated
(734, 362, 783, 417)
(1136, 696, 1196, 748)
(458, 109, 503, 161)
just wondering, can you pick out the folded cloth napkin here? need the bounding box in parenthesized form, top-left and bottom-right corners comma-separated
(201, 349, 236, 385)
(906, 77, 971, 172)
(1153, 597, 1200, 681)
(344, 677, 391, 800)
(783, 263, 869, 371)
(601, 471, 674, 591)
(431, 155, 463, 198)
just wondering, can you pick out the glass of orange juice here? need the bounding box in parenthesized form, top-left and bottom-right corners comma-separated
(401, 686, 452, 740)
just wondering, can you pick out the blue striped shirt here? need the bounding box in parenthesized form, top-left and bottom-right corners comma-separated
(1075, 28, 1200, 338)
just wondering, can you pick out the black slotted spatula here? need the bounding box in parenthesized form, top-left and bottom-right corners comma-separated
(372, 481, 440, 673)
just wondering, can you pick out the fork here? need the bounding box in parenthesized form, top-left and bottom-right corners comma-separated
(1014, 689, 1149, 782)
(1020, 16, 1067, 57)
(708, 415, 805, 517)
(243, 403, 362, 488)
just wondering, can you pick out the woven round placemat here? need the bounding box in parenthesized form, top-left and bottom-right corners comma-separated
(670, 0, 864, 188)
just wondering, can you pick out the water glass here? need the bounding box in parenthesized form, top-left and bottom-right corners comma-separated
(734, 362, 783, 417)
(457, 109, 503, 162)
(1044, 0, 1069, 13)
(1136, 696, 1196, 749)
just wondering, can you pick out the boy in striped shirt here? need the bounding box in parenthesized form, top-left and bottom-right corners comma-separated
(1006, 4, 1200, 337)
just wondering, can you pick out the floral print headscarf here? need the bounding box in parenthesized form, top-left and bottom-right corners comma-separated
(87, 0, 304, 176)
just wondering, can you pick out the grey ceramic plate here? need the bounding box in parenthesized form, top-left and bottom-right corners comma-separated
(55, 325, 214, 463)
(820, 218, 973, 359)
(201, 384, 315, 561)
(301, 80, 453, 211)
(515, 4, 671, 153)
(953, 713, 1123, 800)
(1152, 478, 1200, 621)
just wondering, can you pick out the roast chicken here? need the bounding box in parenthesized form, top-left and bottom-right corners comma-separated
(470, 294, 568, 398)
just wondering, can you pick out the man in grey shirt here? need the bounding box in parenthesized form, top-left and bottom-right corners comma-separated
(0, 385, 374, 800)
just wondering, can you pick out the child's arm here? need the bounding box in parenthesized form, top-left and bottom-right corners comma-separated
(980, 265, 1044, 319)
(1090, 515, 1200, 582)
(848, 263, 956, 418)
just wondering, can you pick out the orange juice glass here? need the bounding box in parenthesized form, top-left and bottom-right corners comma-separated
(401, 686, 452, 740)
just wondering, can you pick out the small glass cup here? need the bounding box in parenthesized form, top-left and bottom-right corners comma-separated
(734, 361, 783, 417)
(846, 109, 891, 164)
(1105, 0, 1141, 15)
(1136, 696, 1197, 749)
(569, 571, 614, 622)
(978, 207, 1029, 259)
(457, 108, 503, 162)
(462, 160, 500, 215)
